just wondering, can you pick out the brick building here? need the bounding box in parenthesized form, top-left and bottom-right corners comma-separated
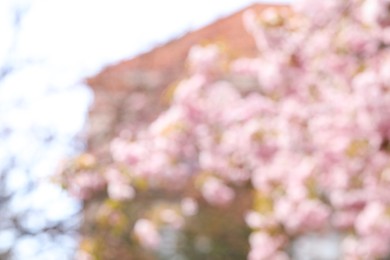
(84, 3, 287, 157)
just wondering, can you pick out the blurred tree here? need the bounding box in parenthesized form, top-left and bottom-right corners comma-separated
(0, 1, 84, 259)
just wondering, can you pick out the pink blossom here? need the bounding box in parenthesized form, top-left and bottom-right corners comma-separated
(160, 209, 184, 229)
(188, 44, 221, 75)
(248, 248, 288, 260)
(379, 53, 390, 86)
(68, 171, 106, 200)
(181, 197, 198, 216)
(173, 75, 206, 122)
(276, 199, 330, 233)
(343, 235, 390, 259)
(231, 58, 261, 75)
(104, 168, 127, 184)
(245, 211, 278, 230)
(75, 250, 93, 260)
(201, 177, 235, 207)
(107, 183, 135, 201)
(294, 0, 346, 26)
(134, 219, 161, 250)
(359, 236, 390, 258)
(110, 138, 148, 165)
(149, 106, 186, 137)
(361, 0, 390, 27)
(355, 202, 390, 237)
(248, 232, 286, 260)
(332, 210, 359, 230)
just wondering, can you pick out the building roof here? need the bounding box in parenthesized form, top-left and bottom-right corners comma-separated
(86, 3, 289, 92)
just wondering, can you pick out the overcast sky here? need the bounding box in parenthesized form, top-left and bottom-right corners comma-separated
(1, 0, 289, 77)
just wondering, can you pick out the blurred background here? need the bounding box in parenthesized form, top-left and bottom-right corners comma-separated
(0, 0, 289, 259)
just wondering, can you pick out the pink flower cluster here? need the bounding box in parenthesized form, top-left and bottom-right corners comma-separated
(68, 0, 390, 258)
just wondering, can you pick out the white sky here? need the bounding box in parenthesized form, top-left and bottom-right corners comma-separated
(0, 0, 290, 259)
(5, 0, 289, 75)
